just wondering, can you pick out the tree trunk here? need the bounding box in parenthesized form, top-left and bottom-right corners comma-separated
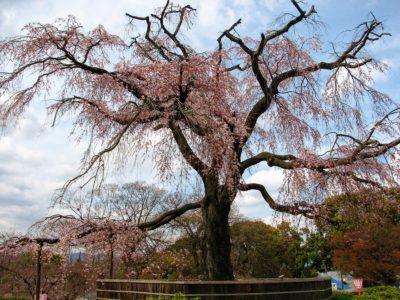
(202, 184, 234, 280)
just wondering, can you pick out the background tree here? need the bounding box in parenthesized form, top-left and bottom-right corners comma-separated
(0, 234, 71, 299)
(230, 220, 309, 278)
(231, 220, 294, 278)
(321, 190, 400, 285)
(331, 222, 400, 285)
(170, 211, 205, 278)
(1, 0, 399, 279)
(56, 182, 173, 279)
(140, 248, 192, 280)
(0, 204, 143, 298)
(296, 228, 332, 277)
(170, 217, 333, 279)
(0, 242, 101, 300)
(0, 181, 191, 299)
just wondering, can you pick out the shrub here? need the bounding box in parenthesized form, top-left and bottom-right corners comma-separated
(360, 286, 400, 300)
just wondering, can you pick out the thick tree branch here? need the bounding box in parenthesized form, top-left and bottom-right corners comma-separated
(241, 17, 387, 149)
(126, 2, 194, 61)
(219, 1, 316, 146)
(240, 151, 294, 173)
(52, 42, 145, 98)
(263, 1, 316, 43)
(154, 0, 189, 58)
(240, 137, 400, 173)
(126, 14, 173, 62)
(53, 96, 137, 126)
(239, 183, 319, 218)
(241, 108, 400, 174)
(169, 121, 208, 177)
(138, 199, 202, 231)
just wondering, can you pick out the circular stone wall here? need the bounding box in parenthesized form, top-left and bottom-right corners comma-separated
(97, 277, 332, 300)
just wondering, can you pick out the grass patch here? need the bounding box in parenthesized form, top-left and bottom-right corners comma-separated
(332, 291, 355, 300)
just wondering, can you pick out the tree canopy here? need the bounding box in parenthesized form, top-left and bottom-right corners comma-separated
(1, 0, 399, 279)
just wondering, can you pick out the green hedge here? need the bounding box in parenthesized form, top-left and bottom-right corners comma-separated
(333, 286, 400, 300)
(361, 286, 400, 300)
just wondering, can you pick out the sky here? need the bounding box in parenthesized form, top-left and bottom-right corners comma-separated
(0, 0, 400, 232)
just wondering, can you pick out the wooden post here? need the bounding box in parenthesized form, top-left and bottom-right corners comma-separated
(35, 243, 43, 300)
(109, 244, 114, 279)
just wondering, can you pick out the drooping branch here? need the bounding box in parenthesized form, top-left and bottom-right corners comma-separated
(51, 96, 138, 126)
(0, 21, 146, 126)
(54, 118, 137, 203)
(1, 196, 203, 253)
(344, 172, 385, 190)
(50, 38, 145, 99)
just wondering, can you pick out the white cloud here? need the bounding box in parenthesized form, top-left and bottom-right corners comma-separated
(0, 112, 83, 231)
(235, 168, 284, 218)
(0, 106, 171, 232)
(235, 168, 316, 229)
(371, 34, 400, 53)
